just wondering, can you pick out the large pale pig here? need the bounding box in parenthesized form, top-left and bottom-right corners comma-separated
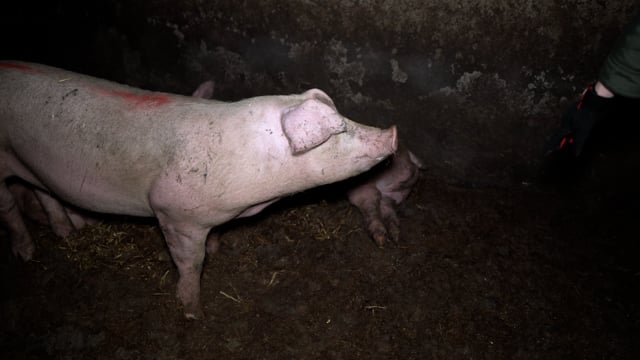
(0, 61, 397, 319)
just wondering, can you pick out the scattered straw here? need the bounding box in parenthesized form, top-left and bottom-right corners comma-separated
(364, 305, 387, 315)
(219, 291, 241, 303)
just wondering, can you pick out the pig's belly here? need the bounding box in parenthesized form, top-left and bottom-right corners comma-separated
(47, 176, 152, 217)
(9, 150, 155, 217)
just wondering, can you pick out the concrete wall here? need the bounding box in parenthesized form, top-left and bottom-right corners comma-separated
(2, 0, 637, 185)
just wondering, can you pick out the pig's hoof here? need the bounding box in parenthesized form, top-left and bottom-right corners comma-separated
(205, 236, 220, 257)
(367, 221, 389, 247)
(51, 221, 75, 238)
(366, 220, 389, 247)
(12, 236, 35, 261)
(371, 230, 389, 248)
(67, 211, 91, 230)
(386, 223, 400, 244)
(182, 302, 204, 320)
(183, 309, 204, 320)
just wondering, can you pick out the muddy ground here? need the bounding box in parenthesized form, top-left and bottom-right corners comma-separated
(1, 152, 640, 359)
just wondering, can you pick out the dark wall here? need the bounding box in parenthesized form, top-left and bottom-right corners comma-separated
(1, 0, 637, 185)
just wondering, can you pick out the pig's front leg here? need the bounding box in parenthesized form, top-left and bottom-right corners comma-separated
(346, 184, 389, 247)
(155, 211, 209, 319)
(379, 197, 400, 244)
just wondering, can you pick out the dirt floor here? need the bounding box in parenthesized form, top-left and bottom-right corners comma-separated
(1, 159, 639, 360)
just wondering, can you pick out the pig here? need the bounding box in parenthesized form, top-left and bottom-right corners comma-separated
(191, 80, 424, 248)
(0, 61, 397, 319)
(16, 79, 422, 251)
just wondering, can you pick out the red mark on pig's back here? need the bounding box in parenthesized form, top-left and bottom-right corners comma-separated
(0, 62, 44, 73)
(99, 89, 172, 107)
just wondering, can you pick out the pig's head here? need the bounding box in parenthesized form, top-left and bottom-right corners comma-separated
(190, 83, 397, 199)
(280, 89, 398, 185)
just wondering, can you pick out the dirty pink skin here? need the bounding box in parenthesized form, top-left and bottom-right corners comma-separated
(192, 80, 423, 248)
(6, 81, 215, 240)
(6, 80, 215, 239)
(346, 146, 424, 246)
(0, 61, 397, 319)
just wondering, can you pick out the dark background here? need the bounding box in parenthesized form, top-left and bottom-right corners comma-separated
(2, 0, 635, 184)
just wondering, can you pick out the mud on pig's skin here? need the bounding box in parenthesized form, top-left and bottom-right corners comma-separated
(0, 61, 397, 319)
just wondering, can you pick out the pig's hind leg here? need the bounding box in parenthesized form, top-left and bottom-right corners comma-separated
(0, 182, 35, 260)
(34, 189, 77, 237)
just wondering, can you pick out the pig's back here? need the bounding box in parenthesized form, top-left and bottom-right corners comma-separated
(0, 61, 195, 215)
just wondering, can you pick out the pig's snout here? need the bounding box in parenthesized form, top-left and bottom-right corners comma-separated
(362, 125, 397, 161)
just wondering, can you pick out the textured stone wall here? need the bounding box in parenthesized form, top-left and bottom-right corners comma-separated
(2, 0, 637, 184)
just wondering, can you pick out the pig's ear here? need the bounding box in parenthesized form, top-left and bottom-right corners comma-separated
(192, 80, 215, 99)
(281, 98, 346, 155)
(302, 88, 337, 110)
(407, 150, 426, 169)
